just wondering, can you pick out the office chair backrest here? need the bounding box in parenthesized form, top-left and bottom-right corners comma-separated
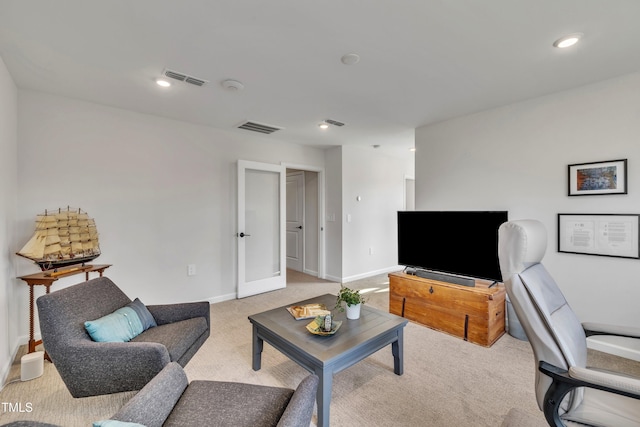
(498, 220, 587, 413)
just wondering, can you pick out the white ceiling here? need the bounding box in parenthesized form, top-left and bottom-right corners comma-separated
(1, 1, 639, 155)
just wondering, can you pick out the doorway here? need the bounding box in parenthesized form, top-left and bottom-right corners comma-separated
(236, 160, 286, 298)
(286, 168, 320, 277)
(404, 175, 415, 211)
(237, 160, 325, 299)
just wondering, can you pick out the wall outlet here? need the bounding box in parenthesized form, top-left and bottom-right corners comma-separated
(187, 264, 196, 276)
(369, 247, 374, 255)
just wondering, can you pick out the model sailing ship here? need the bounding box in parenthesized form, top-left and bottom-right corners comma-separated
(16, 207, 101, 271)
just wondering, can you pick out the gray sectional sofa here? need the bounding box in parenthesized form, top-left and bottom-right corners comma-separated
(36, 276, 210, 397)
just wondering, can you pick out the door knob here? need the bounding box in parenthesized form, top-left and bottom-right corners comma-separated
(296, 226, 303, 229)
(238, 232, 251, 237)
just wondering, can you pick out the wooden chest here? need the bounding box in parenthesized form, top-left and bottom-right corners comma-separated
(388, 272, 506, 347)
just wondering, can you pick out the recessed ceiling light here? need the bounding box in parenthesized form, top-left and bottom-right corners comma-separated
(341, 53, 360, 65)
(553, 33, 583, 48)
(318, 122, 329, 130)
(156, 78, 171, 87)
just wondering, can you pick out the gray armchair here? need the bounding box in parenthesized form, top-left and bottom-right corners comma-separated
(36, 276, 210, 397)
(497, 219, 640, 427)
(108, 362, 319, 427)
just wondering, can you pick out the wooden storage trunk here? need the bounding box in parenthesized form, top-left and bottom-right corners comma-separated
(389, 272, 506, 347)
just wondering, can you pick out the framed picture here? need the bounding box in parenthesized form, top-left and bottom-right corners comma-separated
(558, 214, 640, 259)
(568, 159, 627, 196)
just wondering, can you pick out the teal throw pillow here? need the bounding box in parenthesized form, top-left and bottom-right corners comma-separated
(84, 298, 156, 343)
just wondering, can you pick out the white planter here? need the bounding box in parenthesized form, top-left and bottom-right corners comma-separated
(345, 303, 361, 320)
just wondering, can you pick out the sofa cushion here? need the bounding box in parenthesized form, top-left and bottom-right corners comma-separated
(84, 298, 157, 343)
(131, 317, 207, 362)
(164, 380, 294, 427)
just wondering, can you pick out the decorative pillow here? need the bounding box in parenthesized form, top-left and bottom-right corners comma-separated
(93, 420, 146, 427)
(127, 298, 157, 331)
(84, 298, 157, 343)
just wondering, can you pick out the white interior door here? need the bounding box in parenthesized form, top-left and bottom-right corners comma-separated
(237, 160, 286, 298)
(286, 171, 304, 272)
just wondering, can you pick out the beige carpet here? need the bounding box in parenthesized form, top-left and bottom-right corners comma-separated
(1, 270, 638, 426)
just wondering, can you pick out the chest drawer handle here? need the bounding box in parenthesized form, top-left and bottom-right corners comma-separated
(429, 286, 434, 294)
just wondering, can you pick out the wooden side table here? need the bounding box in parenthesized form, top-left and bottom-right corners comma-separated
(18, 264, 112, 355)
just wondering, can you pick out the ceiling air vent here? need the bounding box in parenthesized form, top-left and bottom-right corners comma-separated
(325, 119, 345, 127)
(185, 76, 206, 86)
(164, 70, 186, 81)
(237, 121, 283, 135)
(163, 69, 208, 87)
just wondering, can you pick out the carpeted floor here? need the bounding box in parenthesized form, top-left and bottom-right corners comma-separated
(1, 270, 638, 426)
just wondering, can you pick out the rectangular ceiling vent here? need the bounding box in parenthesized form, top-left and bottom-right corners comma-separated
(164, 70, 186, 81)
(185, 76, 207, 86)
(237, 121, 283, 135)
(326, 119, 345, 127)
(163, 69, 208, 87)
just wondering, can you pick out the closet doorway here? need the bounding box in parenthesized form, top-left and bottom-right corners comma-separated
(285, 167, 322, 278)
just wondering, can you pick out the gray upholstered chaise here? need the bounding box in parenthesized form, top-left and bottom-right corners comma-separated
(36, 276, 210, 398)
(110, 362, 319, 427)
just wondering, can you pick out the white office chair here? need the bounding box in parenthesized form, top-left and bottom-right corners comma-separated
(497, 219, 640, 427)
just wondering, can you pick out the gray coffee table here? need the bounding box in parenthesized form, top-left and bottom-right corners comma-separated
(248, 293, 408, 427)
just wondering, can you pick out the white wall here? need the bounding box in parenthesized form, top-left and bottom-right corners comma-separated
(0, 55, 18, 382)
(14, 90, 326, 346)
(415, 72, 640, 328)
(341, 145, 414, 281)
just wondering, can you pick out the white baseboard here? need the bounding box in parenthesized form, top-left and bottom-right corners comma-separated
(303, 268, 318, 277)
(1, 335, 29, 388)
(587, 335, 640, 362)
(0, 353, 12, 387)
(207, 292, 237, 304)
(322, 266, 403, 284)
(323, 273, 341, 283)
(342, 265, 403, 284)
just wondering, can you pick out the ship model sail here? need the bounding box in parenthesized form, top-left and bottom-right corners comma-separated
(17, 207, 101, 271)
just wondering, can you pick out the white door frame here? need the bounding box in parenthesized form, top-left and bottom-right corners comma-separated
(237, 160, 286, 298)
(282, 162, 325, 279)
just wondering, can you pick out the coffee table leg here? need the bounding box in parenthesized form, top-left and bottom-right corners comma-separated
(314, 367, 332, 427)
(252, 325, 264, 371)
(392, 328, 404, 375)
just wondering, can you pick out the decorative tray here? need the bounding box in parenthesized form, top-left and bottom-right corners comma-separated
(306, 316, 342, 336)
(286, 303, 331, 320)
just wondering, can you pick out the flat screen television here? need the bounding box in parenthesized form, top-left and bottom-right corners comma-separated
(397, 211, 508, 283)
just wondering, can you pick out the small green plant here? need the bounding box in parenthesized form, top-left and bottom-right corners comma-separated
(335, 285, 366, 311)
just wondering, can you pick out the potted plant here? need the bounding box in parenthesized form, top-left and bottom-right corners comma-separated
(335, 285, 366, 319)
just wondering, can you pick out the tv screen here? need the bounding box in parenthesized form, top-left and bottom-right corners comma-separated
(397, 211, 508, 283)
